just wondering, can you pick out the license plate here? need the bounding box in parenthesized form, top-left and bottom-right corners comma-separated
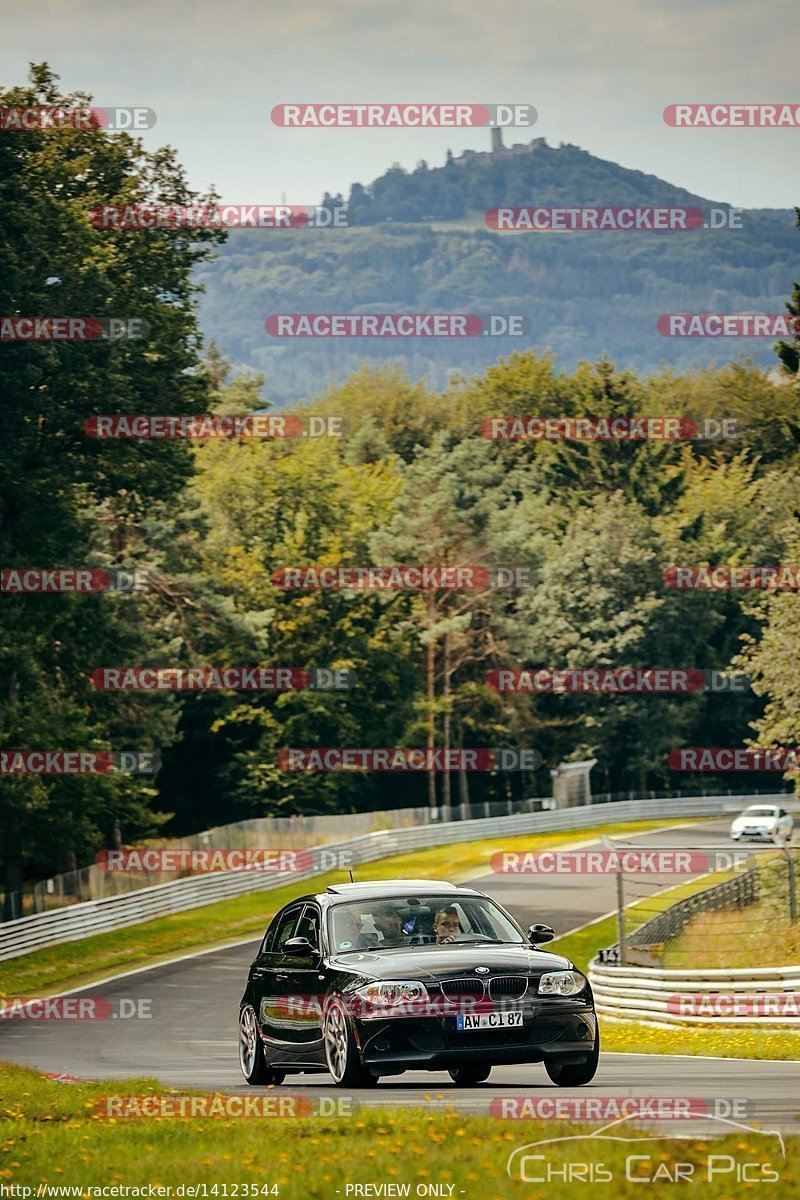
(456, 1010, 523, 1031)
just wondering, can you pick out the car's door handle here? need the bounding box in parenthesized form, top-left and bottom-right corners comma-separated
(252, 966, 289, 980)
(274, 972, 289, 982)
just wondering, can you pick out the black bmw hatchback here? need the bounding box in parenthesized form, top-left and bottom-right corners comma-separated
(238, 879, 599, 1088)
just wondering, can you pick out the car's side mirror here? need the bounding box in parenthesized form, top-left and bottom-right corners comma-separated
(283, 936, 318, 957)
(528, 923, 555, 945)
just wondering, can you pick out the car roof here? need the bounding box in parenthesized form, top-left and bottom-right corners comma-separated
(276, 880, 488, 911)
(322, 879, 484, 902)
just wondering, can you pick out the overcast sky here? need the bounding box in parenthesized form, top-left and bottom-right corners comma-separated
(3, 0, 799, 208)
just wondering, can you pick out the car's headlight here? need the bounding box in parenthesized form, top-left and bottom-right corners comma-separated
(355, 980, 429, 1007)
(538, 970, 587, 996)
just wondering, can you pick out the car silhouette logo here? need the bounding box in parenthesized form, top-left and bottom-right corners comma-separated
(506, 1112, 786, 1182)
(475, 966, 490, 974)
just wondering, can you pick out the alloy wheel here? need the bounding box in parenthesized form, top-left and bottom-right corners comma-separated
(324, 1003, 348, 1082)
(239, 1006, 258, 1077)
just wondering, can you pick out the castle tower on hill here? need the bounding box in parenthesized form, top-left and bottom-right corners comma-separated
(452, 126, 546, 166)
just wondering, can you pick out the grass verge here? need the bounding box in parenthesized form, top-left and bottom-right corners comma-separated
(1, 1063, 796, 1196)
(550, 871, 800, 1061)
(3, 818, 681, 997)
(599, 1021, 800, 1060)
(663, 900, 800, 969)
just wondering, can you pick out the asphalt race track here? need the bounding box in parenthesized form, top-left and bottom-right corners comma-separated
(2, 818, 798, 1131)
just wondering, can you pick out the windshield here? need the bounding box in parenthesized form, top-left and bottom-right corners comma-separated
(742, 807, 777, 818)
(328, 893, 526, 953)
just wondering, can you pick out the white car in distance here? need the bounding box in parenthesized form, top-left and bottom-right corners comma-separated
(730, 804, 794, 842)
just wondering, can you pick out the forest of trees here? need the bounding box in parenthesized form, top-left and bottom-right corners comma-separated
(2, 67, 800, 906)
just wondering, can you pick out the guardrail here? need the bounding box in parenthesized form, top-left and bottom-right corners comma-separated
(627, 868, 760, 952)
(0, 793, 761, 963)
(23, 800, 528, 915)
(589, 961, 800, 1026)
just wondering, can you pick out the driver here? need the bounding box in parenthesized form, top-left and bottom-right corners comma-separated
(433, 904, 461, 944)
(335, 908, 374, 951)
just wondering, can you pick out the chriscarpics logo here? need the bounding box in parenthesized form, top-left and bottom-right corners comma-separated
(506, 1113, 785, 1185)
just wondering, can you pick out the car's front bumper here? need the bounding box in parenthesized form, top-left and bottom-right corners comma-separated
(353, 998, 597, 1072)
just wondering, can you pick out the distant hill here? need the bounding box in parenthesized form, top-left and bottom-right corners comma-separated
(194, 138, 798, 404)
(344, 135, 719, 223)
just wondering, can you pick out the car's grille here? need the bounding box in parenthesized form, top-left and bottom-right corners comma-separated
(439, 979, 485, 998)
(488, 976, 529, 999)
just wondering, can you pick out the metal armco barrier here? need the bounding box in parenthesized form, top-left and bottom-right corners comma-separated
(589, 961, 800, 1026)
(627, 867, 760, 950)
(0, 794, 762, 963)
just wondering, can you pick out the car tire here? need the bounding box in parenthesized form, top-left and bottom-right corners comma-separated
(323, 997, 378, 1088)
(448, 1065, 491, 1085)
(239, 1005, 285, 1086)
(544, 1029, 600, 1087)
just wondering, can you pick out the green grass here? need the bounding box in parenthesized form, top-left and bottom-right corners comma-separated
(662, 893, 800, 969)
(600, 1021, 800, 1060)
(549, 870, 800, 1061)
(4, 818, 689, 998)
(1, 1063, 796, 1196)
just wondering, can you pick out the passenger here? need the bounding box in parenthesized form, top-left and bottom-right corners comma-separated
(433, 904, 461, 944)
(373, 904, 410, 947)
